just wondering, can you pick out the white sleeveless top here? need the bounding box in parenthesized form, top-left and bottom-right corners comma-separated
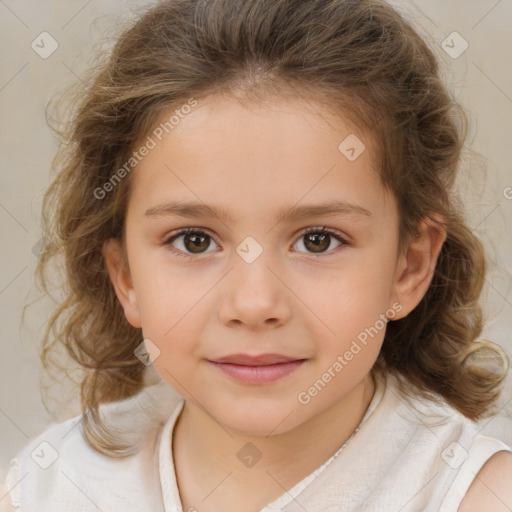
(3, 371, 510, 512)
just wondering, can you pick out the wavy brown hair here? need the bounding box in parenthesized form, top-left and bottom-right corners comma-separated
(31, 0, 508, 457)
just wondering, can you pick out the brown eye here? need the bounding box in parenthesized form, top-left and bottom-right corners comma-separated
(304, 232, 331, 252)
(165, 228, 219, 256)
(293, 227, 347, 254)
(182, 232, 210, 253)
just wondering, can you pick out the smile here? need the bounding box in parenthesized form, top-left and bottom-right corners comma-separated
(208, 359, 306, 385)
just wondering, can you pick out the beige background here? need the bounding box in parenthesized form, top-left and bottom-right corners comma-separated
(1, 0, 511, 479)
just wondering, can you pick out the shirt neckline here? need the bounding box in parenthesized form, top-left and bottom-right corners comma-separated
(158, 371, 387, 512)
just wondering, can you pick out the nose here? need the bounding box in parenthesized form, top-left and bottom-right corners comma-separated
(217, 252, 292, 330)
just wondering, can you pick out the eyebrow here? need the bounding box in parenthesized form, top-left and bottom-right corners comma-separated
(144, 200, 372, 224)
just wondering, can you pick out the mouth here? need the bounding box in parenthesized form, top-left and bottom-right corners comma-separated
(207, 353, 307, 385)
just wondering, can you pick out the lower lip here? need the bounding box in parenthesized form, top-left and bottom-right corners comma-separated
(209, 360, 305, 385)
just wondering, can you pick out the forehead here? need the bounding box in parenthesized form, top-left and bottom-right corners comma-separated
(127, 93, 390, 222)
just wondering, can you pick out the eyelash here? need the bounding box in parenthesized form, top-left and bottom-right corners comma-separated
(162, 226, 349, 259)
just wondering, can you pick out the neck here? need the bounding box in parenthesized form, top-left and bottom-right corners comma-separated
(172, 373, 376, 508)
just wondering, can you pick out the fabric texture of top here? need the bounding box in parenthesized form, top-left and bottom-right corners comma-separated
(2, 370, 511, 512)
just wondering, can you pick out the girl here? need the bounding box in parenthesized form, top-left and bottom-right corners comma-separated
(3, 0, 512, 510)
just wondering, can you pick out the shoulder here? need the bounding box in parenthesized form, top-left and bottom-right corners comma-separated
(1, 414, 99, 511)
(2, 381, 183, 511)
(0, 474, 17, 512)
(381, 373, 512, 509)
(458, 450, 512, 511)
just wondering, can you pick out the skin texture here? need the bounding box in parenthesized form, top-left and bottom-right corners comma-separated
(103, 93, 447, 511)
(458, 450, 512, 510)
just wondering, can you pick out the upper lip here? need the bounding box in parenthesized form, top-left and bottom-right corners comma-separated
(209, 353, 304, 366)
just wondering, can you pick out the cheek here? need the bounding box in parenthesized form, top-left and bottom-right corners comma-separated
(294, 253, 396, 373)
(297, 256, 395, 333)
(130, 257, 208, 370)
(132, 250, 206, 326)
(147, 316, 203, 389)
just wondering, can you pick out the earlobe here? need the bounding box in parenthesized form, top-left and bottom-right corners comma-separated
(102, 238, 142, 328)
(391, 215, 447, 320)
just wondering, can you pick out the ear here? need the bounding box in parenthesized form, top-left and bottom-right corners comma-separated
(390, 214, 447, 320)
(102, 238, 142, 328)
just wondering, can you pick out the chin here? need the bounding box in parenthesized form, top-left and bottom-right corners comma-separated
(211, 398, 306, 437)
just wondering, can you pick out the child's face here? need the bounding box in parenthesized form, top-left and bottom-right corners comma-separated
(106, 93, 409, 435)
